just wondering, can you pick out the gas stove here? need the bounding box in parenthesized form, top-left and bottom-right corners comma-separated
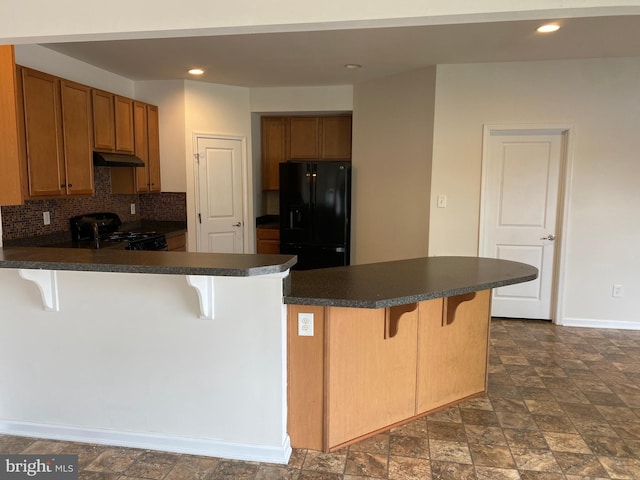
(70, 213, 168, 251)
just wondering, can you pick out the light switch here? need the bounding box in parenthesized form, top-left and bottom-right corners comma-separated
(43, 212, 51, 225)
(437, 194, 447, 208)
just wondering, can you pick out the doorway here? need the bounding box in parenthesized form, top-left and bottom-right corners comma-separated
(194, 134, 247, 253)
(479, 126, 572, 322)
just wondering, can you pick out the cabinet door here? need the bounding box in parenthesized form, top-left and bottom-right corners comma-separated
(133, 101, 149, 192)
(60, 80, 94, 195)
(0, 46, 23, 206)
(21, 68, 65, 197)
(114, 95, 134, 153)
(416, 291, 491, 414)
(261, 116, 287, 190)
(326, 305, 418, 449)
(146, 104, 161, 192)
(320, 116, 352, 159)
(289, 117, 319, 159)
(92, 89, 115, 151)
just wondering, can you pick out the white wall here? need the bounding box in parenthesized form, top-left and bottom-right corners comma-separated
(250, 86, 353, 113)
(183, 80, 254, 252)
(351, 67, 436, 265)
(2, 1, 636, 43)
(430, 57, 640, 327)
(0, 268, 290, 462)
(14, 45, 134, 97)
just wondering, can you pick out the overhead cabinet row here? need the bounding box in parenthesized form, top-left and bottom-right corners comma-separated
(16, 65, 160, 200)
(261, 115, 352, 190)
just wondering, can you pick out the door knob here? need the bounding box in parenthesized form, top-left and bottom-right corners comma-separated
(540, 234, 556, 241)
(233, 222, 242, 227)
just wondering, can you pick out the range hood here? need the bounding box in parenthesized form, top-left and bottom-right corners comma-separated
(93, 151, 145, 167)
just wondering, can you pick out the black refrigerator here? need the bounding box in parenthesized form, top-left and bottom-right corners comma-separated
(279, 161, 351, 270)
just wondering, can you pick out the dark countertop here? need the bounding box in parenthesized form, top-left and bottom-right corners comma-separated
(3, 220, 187, 249)
(285, 256, 538, 308)
(0, 247, 297, 277)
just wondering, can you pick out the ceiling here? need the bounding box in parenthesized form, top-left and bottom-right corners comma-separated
(43, 15, 640, 88)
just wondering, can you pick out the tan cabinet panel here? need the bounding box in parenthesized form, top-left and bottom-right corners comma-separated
(289, 117, 319, 159)
(166, 234, 186, 252)
(261, 116, 288, 190)
(60, 80, 94, 196)
(147, 104, 161, 192)
(133, 101, 149, 193)
(326, 305, 418, 449)
(114, 95, 134, 153)
(416, 291, 491, 414)
(21, 67, 65, 197)
(92, 89, 115, 151)
(0, 46, 23, 206)
(320, 116, 352, 159)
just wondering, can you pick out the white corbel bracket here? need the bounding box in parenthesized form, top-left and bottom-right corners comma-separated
(186, 275, 215, 320)
(18, 269, 60, 312)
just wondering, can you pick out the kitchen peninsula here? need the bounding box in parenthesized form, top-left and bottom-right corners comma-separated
(0, 249, 536, 463)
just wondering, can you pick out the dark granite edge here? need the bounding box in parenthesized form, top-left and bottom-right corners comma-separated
(0, 247, 297, 277)
(283, 272, 538, 308)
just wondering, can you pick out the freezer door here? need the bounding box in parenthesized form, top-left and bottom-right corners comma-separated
(312, 161, 351, 245)
(279, 162, 312, 245)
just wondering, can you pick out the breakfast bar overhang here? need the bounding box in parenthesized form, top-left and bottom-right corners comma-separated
(0, 248, 536, 462)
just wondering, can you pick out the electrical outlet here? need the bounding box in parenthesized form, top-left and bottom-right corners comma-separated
(130, 203, 136, 215)
(612, 284, 624, 298)
(43, 211, 51, 225)
(298, 313, 314, 337)
(437, 194, 447, 208)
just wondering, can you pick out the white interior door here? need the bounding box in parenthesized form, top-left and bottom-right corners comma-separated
(480, 129, 564, 320)
(195, 135, 245, 253)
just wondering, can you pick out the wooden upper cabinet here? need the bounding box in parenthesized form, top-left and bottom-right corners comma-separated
(92, 90, 134, 154)
(60, 80, 94, 196)
(289, 117, 320, 159)
(146, 104, 161, 192)
(261, 116, 288, 191)
(133, 101, 149, 193)
(114, 95, 134, 153)
(112, 101, 161, 194)
(21, 67, 66, 197)
(92, 89, 115, 151)
(0, 45, 23, 206)
(320, 116, 352, 159)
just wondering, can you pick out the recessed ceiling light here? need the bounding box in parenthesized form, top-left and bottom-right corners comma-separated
(536, 24, 560, 33)
(344, 64, 362, 69)
(188, 68, 205, 75)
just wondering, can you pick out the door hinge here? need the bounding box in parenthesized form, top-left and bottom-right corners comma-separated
(198, 213, 202, 224)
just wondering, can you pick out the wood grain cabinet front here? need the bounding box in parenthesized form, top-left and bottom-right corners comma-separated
(256, 227, 280, 254)
(111, 102, 161, 194)
(0, 45, 23, 206)
(92, 89, 134, 154)
(20, 67, 93, 198)
(287, 290, 492, 452)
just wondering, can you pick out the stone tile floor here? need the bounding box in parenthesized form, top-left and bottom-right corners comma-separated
(2, 319, 640, 479)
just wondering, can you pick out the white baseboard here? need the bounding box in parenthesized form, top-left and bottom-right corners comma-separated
(560, 317, 640, 330)
(0, 420, 292, 465)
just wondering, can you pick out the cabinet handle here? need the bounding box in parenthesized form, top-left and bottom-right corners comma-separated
(67, 184, 72, 187)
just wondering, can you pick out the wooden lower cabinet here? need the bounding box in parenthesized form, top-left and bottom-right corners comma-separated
(256, 227, 280, 254)
(416, 291, 491, 413)
(326, 305, 418, 449)
(287, 290, 491, 451)
(166, 233, 186, 252)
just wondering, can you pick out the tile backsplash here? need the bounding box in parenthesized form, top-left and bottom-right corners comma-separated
(1, 167, 186, 241)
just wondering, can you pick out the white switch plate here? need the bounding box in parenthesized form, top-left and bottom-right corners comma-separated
(130, 203, 136, 215)
(43, 211, 51, 225)
(437, 194, 447, 208)
(612, 284, 624, 297)
(298, 313, 314, 337)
